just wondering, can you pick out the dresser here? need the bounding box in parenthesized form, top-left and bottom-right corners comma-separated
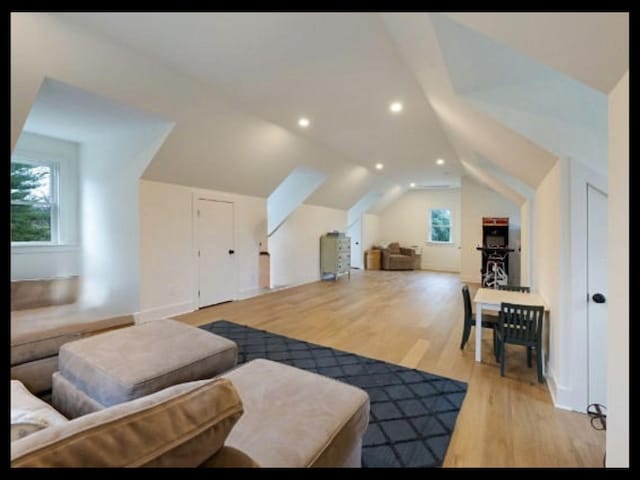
(320, 233, 351, 280)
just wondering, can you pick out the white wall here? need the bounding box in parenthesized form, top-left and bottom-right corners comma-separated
(139, 180, 267, 322)
(11, 132, 80, 280)
(520, 201, 530, 286)
(534, 161, 567, 405)
(79, 127, 170, 316)
(606, 71, 628, 467)
(362, 213, 380, 253)
(269, 204, 347, 288)
(459, 176, 521, 284)
(378, 189, 461, 272)
(267, 166, 327, 235)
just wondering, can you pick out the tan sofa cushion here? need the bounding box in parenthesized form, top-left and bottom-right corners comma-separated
(52, 372, 106, 419)
(200, 446, 260, 467)
(11, 356, 58, 395)
(220, 359, 370, 468)
(387, 242, 401, 254)
(58, 319, 238, 406)
(11, 314, 135, 365)
(11, 377, 243, 467)
(11, 380, 68, 442)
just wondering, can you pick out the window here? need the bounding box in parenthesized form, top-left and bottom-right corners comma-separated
(429, 208, 452, 243)
(11, 159, 58, 243)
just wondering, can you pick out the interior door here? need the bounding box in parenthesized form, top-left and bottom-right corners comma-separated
(197, 199, 235, 308)
(587, 185, 608, 406)
(348, 217, 363, 269)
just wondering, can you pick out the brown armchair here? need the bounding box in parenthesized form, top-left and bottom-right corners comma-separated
(381, 243, 421, 270)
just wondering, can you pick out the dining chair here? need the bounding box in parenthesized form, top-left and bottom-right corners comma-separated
(498, 285, 531, 293)
(497, 286, 533, 360)
(496, 302, 545, 383)
(460, 285, 498, 358)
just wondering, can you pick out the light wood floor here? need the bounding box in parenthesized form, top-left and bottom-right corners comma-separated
(176, 269, 605, 467)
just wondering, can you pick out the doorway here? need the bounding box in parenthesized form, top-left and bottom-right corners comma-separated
(197, 199, 236, 308)
(586, 184, 608, 407)
(348, 217, 363, 269)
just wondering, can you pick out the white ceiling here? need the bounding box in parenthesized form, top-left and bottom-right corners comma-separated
(23, 77, 173, 143)
(55, 12, 462, 189)
(35, 12, 627, 210)
(444, 12, 628, 94)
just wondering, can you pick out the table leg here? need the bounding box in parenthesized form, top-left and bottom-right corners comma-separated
(475, 304, 482, 362)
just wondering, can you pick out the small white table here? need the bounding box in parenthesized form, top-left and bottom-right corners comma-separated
(472, 288, 549, 363)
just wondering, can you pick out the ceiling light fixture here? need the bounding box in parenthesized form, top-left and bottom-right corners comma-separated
(436, 158, 445, 165)
(389, 102, 403, 113)
(298, 117, 310, 128)
(410, 182, 416, 188)
(375, 163, 384, 170)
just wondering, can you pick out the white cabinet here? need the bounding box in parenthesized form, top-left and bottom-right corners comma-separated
(320, 233, 351, 280)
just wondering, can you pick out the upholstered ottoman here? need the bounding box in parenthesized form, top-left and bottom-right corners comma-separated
(218, 359, 370, 467)
(52, 319, 238, 419)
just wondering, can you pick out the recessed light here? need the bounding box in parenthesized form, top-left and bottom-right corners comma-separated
(375, 163, 384, 170)
(389, 102, 403, 113)
(410, 182, 416, 188)
(298, 117, 310, 128)
(436, 158, 445, 165)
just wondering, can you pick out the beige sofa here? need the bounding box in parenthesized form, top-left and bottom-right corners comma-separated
(11, 313, 135, 395)
(381, 242, 421, 270)
(10, 359, 370, 467)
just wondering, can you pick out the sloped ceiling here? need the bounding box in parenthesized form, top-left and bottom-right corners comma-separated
(13, 12, 628, 213)
(24, 77, 174, 143)
(431, 13, 608, 177)
(444, 12, 628, 94)
(54, 12, 462, 189)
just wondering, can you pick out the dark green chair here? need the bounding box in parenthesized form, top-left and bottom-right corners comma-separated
(460, 285, 498, 357)
(498, 285, 531, 293)
(496, 302, 545, 383)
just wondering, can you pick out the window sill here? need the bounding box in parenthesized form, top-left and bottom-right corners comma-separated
(426, 241, 455, 247)
(11, 244, 80, 254)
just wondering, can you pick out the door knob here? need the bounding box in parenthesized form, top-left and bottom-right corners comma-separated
(228, 249, 235, 255)
(592, 293, 606, 304)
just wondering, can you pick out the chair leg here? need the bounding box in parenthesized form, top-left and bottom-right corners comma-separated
(493, 330, 499, 362)
(536, 348, 544, 383)
(527, 346, 532, 368)
(460, 323, 471, 350)
(500, 341, 505, 377)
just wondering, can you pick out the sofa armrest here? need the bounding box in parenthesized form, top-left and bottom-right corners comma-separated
(380, 249, 391, 269)
(200, 446, 260, 467)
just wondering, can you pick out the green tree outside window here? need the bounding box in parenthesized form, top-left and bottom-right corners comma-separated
(11, 162, 53, 242)
(429, 208, 451, 243)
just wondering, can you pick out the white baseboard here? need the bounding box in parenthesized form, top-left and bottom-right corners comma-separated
(459, 274, 481, 284)
(546, 365, 575, 411)
(135, 301, 196, 324)
(421, 264, 460, 273)
(237, 278, 321, 300)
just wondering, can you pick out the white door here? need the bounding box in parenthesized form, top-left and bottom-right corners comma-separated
(348, 217, 363, 269)
(587, 185, 608, 406)
(197, 199, 235, 308)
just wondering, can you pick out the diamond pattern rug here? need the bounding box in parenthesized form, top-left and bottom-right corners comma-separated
(200, 320, 467, 468)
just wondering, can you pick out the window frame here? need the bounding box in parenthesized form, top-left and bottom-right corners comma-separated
(11, 155, 60, 245)
(428, 208, 453, 244)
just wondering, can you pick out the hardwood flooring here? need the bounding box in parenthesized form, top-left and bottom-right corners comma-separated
(175, 269, 605, 467)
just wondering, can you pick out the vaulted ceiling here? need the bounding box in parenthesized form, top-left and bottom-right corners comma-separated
(14, 12, 628, 210)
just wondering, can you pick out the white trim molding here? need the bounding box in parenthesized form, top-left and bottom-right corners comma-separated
(134, 301, 196, 324)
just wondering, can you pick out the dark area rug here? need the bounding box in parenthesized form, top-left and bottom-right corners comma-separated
(200, 320, 468, 468)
